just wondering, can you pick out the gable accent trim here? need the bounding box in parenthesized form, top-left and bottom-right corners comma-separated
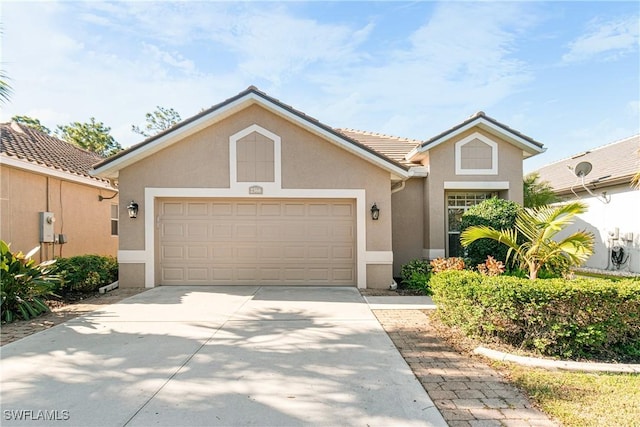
(230, 124, 282, 192)
(455, 133, 498, 175)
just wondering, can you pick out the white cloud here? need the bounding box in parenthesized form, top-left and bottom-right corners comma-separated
(563, 16, 639, 63)
(209, 9, 374, 85)
(307, 2, 537, 138)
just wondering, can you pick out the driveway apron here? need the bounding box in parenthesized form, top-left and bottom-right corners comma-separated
(0, 286, 446, 427)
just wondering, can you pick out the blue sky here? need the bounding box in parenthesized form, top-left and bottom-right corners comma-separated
(2, 1, 638, 172)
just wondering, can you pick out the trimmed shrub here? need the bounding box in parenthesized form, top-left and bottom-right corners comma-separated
(1, 241, 60, 323)
(400, 259, 432, 294)
(460, 198, 521, 267)
(431, 270, 640, 360)
(54, 255, 118, 294)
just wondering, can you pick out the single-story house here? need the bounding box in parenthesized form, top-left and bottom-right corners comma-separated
(92, 86, 545, 289)
(534, 134, 640, 274)
(0, 121, 119, 259)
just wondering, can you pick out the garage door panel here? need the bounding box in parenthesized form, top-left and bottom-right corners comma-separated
(332, 203, 354, 216)
(162, 223, 185, 238)
(236, 224, 258, 239)
(333, 268, 354, 281)
(308, 203, 330, 216)
(159, 199, 356, 285)
(187, 267, 209, 281)
(187, 223, 208, 238)
(308, 246, 329, 259)
(259, 202, 281, 216)
(236, 203, 258, 216)
(283, 203, 305, 216)
(186, 202, 209, 216)
(162, 245, 184, 260)
(162, 202, 184, 216)
(212, 224, 232, 239)
(187, 246, 208, 259)
(162, 267, 184, 281)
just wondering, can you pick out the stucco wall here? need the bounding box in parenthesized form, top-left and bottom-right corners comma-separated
(0, 165, 118, 258)
(425, 128, 525, 257)
(117, 104, 394, 287)
(557, 185, 640, 273)
(391, 178, 424, 276)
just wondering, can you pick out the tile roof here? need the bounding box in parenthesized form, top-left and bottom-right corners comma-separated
(335, 129, 422, 167)
(1, 121, 110, 183)
(533, 134, 640, 193)
(421, 111, 544, 150)
(94, 86, 410, 174)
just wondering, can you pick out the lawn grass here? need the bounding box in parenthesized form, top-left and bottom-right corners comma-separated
(497, 364, 640, 427)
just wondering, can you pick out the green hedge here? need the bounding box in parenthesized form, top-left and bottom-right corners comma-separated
(54, 255, 118, 294)
(430, 270, 640, 360)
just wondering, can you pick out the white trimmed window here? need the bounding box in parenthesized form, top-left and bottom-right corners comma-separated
(455, 133, 498, 175)
(110, 204, 119, 236)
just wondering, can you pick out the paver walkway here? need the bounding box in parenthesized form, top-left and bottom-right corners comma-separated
(374, 309, 558, 427)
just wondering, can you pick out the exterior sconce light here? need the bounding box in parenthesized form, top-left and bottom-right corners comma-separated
(370, 203, 380, 220)
(127, 201, 139, 219)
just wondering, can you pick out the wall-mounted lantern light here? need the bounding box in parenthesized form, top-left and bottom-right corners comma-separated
(370, 202, 380, 220)
(127, 201, 139, 219)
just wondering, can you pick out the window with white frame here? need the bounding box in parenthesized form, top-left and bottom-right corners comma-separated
(446, 192, 496, 256)
(110, 204, 118, 236)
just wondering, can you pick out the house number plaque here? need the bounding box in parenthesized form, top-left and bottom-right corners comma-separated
(249, 185, 263, 195)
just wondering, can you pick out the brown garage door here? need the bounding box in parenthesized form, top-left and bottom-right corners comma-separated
(158, 198, 356, 285)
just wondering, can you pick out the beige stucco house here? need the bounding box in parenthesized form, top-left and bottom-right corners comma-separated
(1, 122, 119, 259)
(93, 87, 545, 289)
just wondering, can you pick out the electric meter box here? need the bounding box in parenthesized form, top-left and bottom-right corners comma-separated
(39, 212, 55, 243)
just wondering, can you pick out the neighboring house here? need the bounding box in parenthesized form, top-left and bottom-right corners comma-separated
(92, 86, 545, 289)
(1, 121, 119, 259)
(534, 135, 640, 274)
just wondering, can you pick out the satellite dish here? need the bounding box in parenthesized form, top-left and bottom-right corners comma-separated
(574, 161, 592, 178)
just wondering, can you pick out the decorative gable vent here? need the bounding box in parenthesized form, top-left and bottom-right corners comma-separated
(229, 124, 282, 192)
(455, 133, 498, 175)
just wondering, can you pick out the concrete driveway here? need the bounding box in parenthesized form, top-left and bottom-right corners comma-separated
(0, 286, 446, 427)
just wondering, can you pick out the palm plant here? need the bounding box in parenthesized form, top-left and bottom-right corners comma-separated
(523, 172, 558, 208)
(460, 202, 594, 280)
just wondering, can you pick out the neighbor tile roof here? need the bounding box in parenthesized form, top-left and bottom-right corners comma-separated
(534, 134, 640, 193)
(0, 121, 110, 183)
(336, 129, 422, 166)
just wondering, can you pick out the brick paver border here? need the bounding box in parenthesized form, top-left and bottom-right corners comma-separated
(374, 309, 558, 427)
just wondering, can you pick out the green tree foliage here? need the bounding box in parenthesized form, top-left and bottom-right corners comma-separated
(131, 106, 182, 138)
(460, 202, 594, 280)
(11, 115, 52, 134)
(460, 198, 521, 268)
(524, 172, 559, 208)
(56, 117, 122, 157)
